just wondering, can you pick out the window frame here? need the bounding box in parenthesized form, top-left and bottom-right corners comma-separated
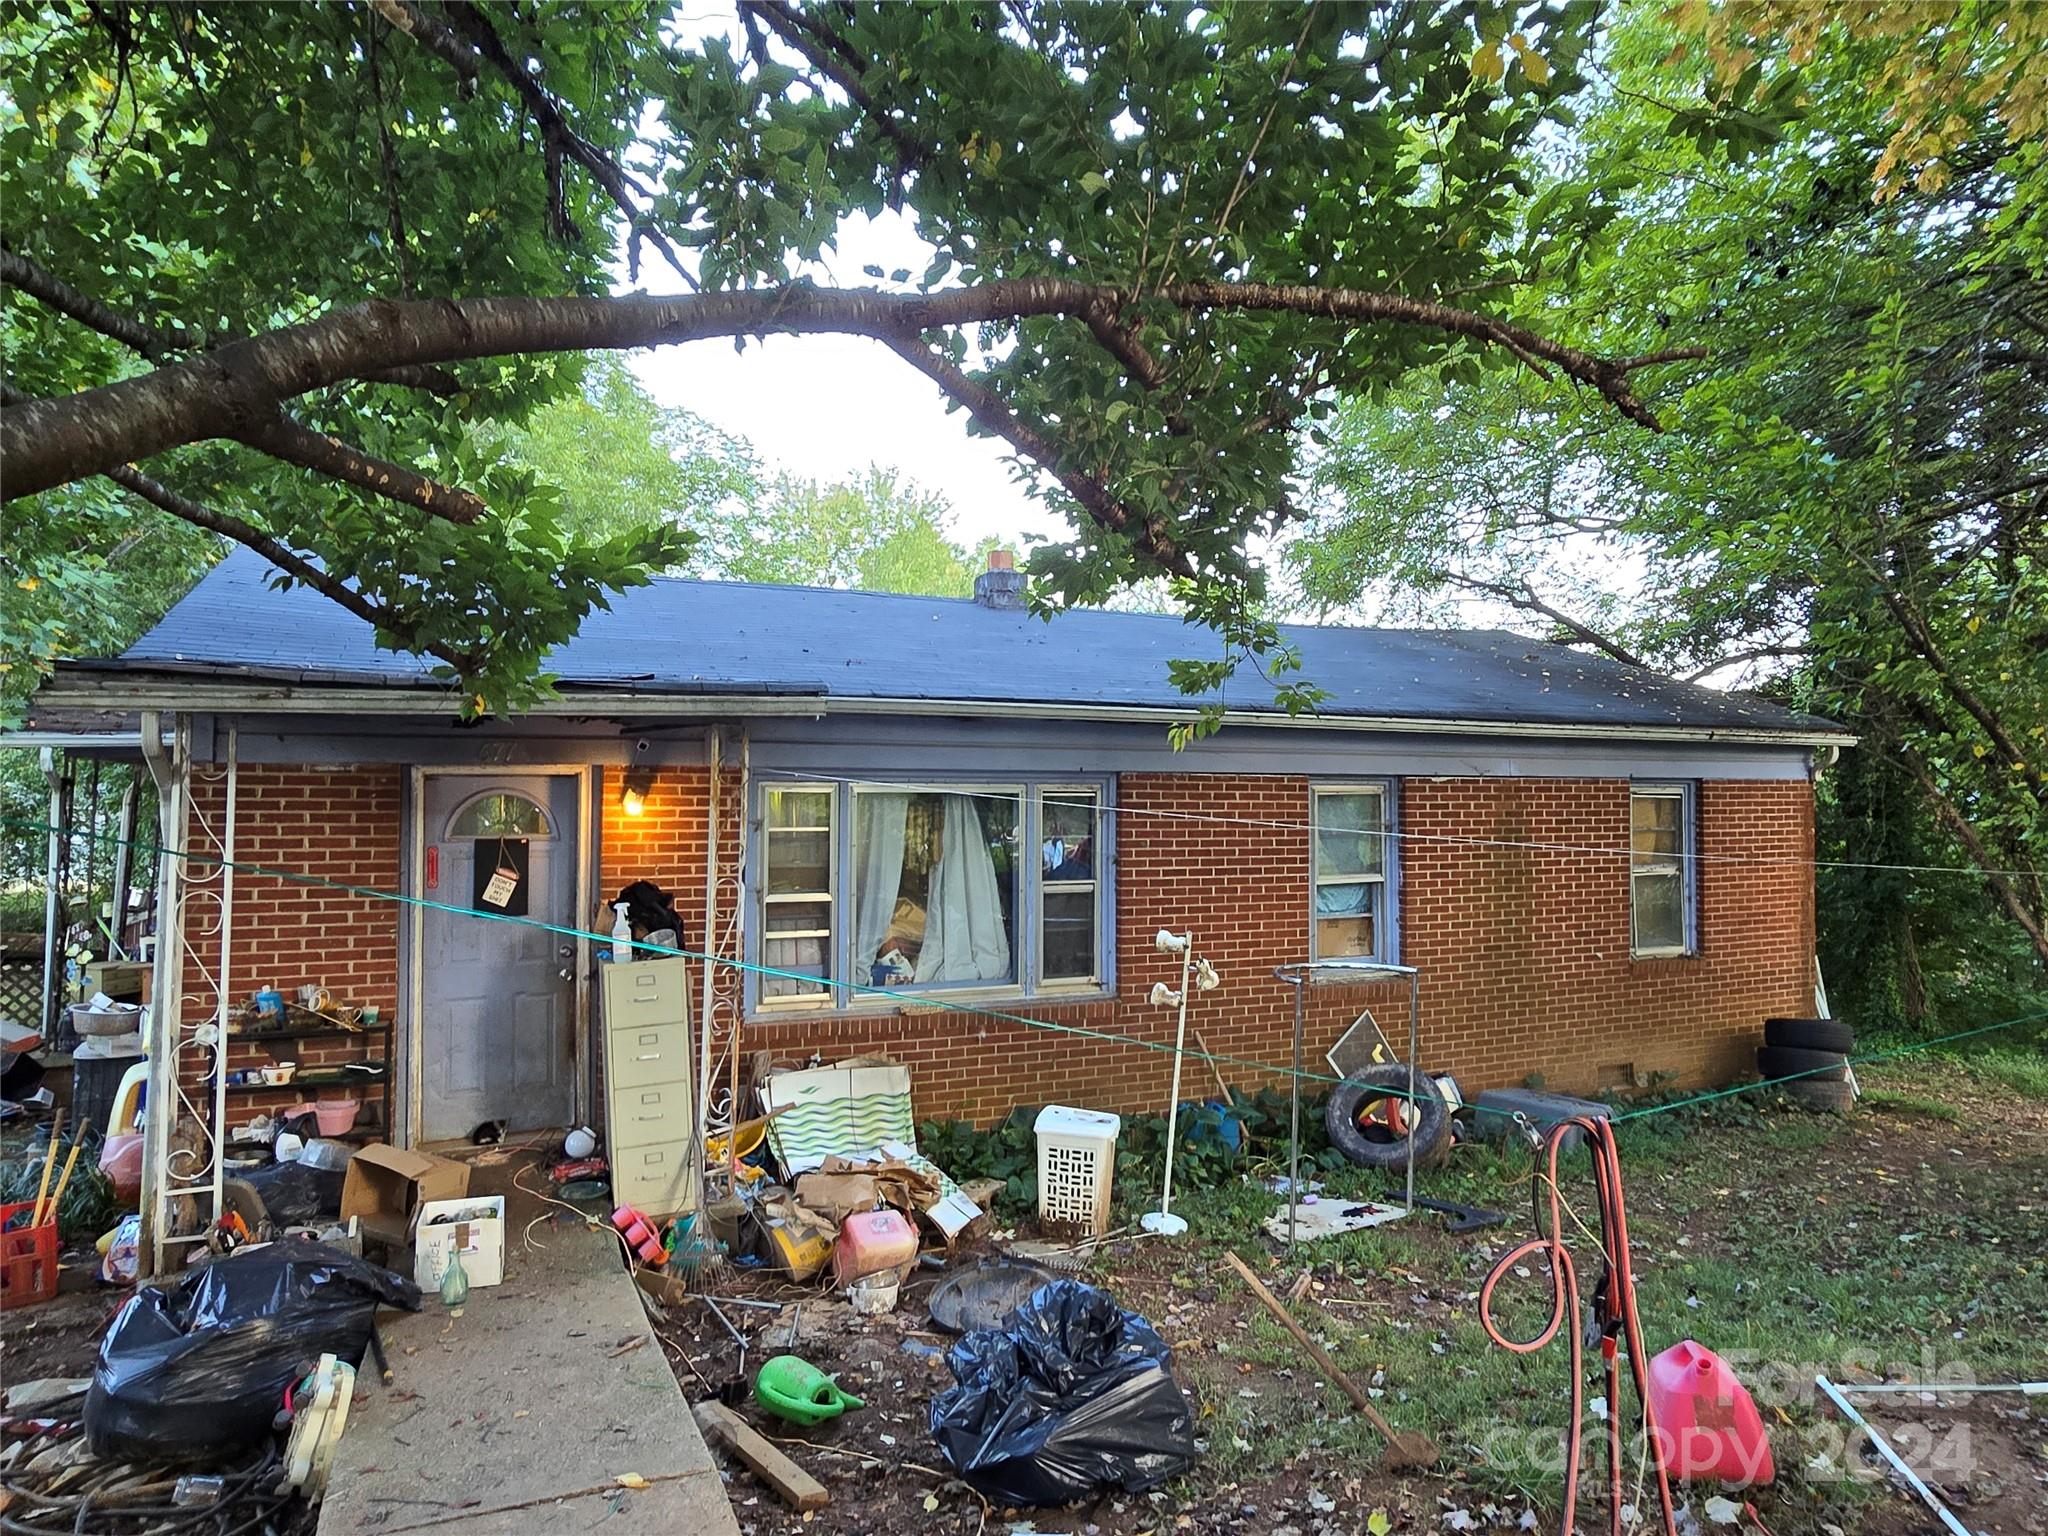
(747, 774, 1116, 1016)
(1628, 782, 1697, 959)
(1035, 784, 1106, 991)
(1309, 782, 1398, 965)
(759, 782, 839, 1004)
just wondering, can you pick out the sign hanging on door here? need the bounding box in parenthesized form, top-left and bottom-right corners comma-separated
(473, 837, 530, 917)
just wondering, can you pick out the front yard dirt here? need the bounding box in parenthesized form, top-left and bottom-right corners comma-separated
(659, 1039, 2048, 1536)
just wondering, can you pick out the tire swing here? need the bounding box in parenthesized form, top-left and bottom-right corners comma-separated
(1325, 1063, 1451, 1170)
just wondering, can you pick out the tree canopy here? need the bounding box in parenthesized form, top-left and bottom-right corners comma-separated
(3, 0, 1690, 714)
(1297, 4, 2047, 987)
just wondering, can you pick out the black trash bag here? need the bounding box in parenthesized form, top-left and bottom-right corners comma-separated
(237, 1158, 345, 1225)
(929, 1279, 1198, 1506)
(86, 1239, 420, 1462)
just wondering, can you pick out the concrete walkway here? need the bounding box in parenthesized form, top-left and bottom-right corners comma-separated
(318, 1165, 737, 1536)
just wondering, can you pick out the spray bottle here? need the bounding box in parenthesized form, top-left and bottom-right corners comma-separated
(611, 902, 634, 964)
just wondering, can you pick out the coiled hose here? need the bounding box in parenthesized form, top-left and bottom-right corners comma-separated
(1479, 1116, 1678, 1536)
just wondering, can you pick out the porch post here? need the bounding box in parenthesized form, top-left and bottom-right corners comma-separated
(138, 712, 187, 1276)
(39, 748, 64, 1039)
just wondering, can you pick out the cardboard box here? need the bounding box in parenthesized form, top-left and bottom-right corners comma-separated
(414, 1195, 505, 1290)
(340, 1144, 471, 1250)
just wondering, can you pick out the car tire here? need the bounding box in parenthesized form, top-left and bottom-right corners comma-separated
(1756, 1045, 1848, 1083)
(1782, 1077, 1855, 1113)
(1325, 1065, 1451, 1170)
(1764, 1017, 1855, 1054)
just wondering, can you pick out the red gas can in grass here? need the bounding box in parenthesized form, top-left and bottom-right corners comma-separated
(1647, 1340, 1775, 1486)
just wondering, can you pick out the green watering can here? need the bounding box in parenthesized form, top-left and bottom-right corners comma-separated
(753, 1355, 864, 1426)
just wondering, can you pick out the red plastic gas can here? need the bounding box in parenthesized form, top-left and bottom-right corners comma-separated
(1647, 1340, 1774, 1486)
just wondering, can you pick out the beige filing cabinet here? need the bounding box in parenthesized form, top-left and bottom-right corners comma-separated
(600, 956, 697, 1218)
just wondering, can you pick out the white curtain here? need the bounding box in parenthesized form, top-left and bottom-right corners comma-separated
(853, 793, 910, 976)
(917, 794, 1011, 983)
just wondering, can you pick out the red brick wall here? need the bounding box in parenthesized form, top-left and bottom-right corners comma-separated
(176, 762, 1813, 1141)
(179, 766, 402, 1130)
(598, 766, 1816, 1126)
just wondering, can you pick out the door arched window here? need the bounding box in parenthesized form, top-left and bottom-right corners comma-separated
(445, 790, 552, 840)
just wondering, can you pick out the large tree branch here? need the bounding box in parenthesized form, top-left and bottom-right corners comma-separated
(235, 412, 486, 524)
(1440, 574, 1650, 668)
(1, 241, 459, 395)
(0, 380, 472, 672)
(879, 330, 1194, 577)
(0, 280, 1684, 499)
(366, 0, 479, 94)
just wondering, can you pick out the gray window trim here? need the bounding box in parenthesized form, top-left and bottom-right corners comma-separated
(1629, 782, 1698, 958)
(1309, 781, 1399, 965)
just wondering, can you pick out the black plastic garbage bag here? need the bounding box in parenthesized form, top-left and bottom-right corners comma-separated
(929, 1279, 1198, 1505)
(86, 1239, 420, 1462)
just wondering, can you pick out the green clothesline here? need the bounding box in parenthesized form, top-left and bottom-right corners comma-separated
(9, 814, 2041, 1127)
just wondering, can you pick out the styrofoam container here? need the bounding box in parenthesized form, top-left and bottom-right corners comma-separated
(414, 1195, 506, 1290)
(1033, 1105, 1121, 1236)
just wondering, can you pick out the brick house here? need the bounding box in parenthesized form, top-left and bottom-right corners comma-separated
(39, 548, 1845, 1183)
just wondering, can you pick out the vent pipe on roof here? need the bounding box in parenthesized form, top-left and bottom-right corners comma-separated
(973, 548, 1027, 611)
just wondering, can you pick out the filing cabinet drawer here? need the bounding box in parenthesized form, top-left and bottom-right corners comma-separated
(601, 958, 689, 1030)
(607, 1080, 692, 1143)
(607, 1019, 692, 1090)
(611, 1139, 696, 1218)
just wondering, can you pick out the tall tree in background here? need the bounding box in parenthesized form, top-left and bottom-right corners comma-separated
(3, 1, 1687, 718)
(1297, 5, 2046, 1009)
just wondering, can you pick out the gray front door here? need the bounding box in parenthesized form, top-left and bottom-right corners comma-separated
(419, 773, 579, 1142)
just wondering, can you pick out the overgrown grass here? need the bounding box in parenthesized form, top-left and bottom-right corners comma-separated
(1061, 1030, 2048, 1528)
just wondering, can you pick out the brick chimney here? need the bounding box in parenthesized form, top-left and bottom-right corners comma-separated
(972, 548, 1026, 610)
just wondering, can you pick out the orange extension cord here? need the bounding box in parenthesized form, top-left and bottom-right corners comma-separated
(1479, 1117, 1679, 1536)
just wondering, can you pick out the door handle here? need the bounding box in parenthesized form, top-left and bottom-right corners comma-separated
(557, 966, 574, 981)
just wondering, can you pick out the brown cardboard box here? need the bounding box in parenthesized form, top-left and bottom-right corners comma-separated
(341, 1144, 471, 1249)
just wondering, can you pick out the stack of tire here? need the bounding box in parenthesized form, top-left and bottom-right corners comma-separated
(1757, 1017, 1855, 1112)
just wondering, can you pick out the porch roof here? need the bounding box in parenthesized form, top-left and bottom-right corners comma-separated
(57, 548, 1846, 742)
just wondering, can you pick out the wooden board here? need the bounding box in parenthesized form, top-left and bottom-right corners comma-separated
(691, 1401, 830, 1511)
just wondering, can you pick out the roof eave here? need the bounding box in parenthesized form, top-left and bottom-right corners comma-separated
(28, 671, 1856, 750)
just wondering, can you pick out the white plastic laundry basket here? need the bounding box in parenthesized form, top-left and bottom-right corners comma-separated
(1034, 1105, 1121, 1235)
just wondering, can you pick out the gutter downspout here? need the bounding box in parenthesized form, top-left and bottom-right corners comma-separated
(39, 749, 64, 1040)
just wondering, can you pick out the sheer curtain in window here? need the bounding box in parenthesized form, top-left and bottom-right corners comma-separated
(916, 793, 1011, 982)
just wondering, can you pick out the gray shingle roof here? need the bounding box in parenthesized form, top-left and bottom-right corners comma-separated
(92, 547, 1842, 736)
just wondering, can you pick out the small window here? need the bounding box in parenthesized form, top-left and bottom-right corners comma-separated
(762, 786, 835, 1002)
(446, 791, 550, 839)
(1630, 785, 1694, 957)
(1040, 788, 1102, 984)
(1312, 786, 1390, 961)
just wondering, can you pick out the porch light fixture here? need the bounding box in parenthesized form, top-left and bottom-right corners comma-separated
(620, 767, 654, 817)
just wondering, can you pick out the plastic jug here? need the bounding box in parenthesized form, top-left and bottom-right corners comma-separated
(832, 1208, 919, 1289)
(1646, 1340, 1774, 1486)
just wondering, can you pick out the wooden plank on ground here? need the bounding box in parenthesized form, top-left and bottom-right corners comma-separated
(691, 1401, 830, 1511)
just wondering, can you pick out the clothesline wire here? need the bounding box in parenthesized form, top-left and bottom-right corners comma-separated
(749, 767, 2036, 881)
(9, 814, 2042, 1128)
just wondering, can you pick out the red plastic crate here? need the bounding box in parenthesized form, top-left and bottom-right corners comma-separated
(0, 1200, 60, 1310)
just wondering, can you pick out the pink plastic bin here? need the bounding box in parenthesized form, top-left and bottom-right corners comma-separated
(833, 1209, 919, 1289)
(286, 1099, 361, 1136)
(1647, 1339, 1774, 1486)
